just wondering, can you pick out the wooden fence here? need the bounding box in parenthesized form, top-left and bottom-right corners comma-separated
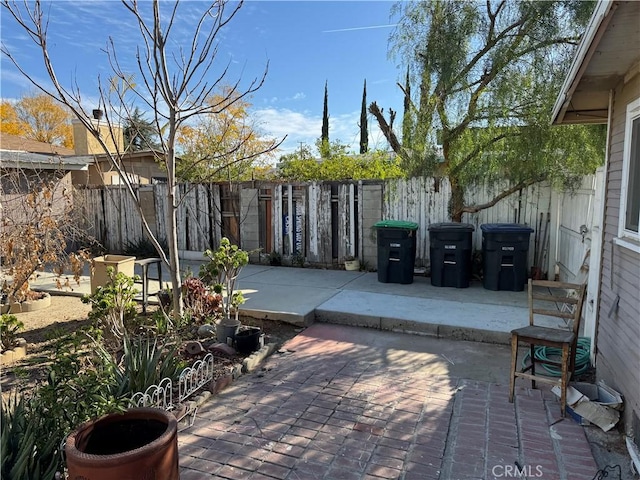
(73, 176, 595, 276)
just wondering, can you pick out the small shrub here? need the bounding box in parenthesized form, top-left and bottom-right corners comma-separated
(104, 335, 184, 397)
(268, 250, 282, 266)
(82, 267, 139, 339)
(182, 276, 221, 323)
(200, 237, 249, 321)
(0, 314, 24, 351)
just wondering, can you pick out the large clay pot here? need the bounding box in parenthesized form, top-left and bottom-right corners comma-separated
(65, 407, 178, 480)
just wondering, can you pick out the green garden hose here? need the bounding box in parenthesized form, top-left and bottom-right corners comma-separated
(521, 337, 591, 376)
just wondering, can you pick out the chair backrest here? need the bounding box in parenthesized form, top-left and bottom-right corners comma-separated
(528, 279, 587, 334)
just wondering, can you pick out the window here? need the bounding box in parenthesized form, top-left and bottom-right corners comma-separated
(619, 98, 640, 245)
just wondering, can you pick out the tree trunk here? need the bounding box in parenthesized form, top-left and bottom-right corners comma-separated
(449, 178, 464, 222)
(166, 118, 183, 316)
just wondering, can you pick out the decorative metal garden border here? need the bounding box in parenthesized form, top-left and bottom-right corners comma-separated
(178, 353, 215, 403)
(128, 353, 217, 426)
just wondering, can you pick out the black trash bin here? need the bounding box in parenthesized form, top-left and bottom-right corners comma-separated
(480, 223, 534, 291)
(428, 223, 475, 288)
(374, 220, 419, 284)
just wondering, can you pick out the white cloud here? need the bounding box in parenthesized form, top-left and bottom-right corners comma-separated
(292, 92, 306, 101)
(255, 107, 390, 155)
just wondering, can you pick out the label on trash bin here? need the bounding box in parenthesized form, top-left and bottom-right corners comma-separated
(444, 245, 456, 249)
(390, 243, 401, 247)
(501, 246, 515, 251)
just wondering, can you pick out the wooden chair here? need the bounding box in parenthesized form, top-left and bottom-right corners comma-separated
(509, 279, 587, 416)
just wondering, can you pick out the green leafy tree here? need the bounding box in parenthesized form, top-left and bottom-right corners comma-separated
(370, 0, 605, 221)
(123, 107, 160, 151)
(360, 79, 368, 154)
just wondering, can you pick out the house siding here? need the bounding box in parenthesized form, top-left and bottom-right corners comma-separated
(597, 73, 640, 434)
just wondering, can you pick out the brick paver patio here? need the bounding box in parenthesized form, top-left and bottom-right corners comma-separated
(178, 324, 598, 480)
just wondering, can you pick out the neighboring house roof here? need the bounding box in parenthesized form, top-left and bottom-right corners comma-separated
(0, 150, 91, 171)
(93, 149, 166, 162)
(552, 0, 640, 125)
(0, 131, 76, 155)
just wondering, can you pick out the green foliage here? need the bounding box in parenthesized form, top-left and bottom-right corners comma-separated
(0, 314, 24, 350)
(1, 329, 128, 479)
(321, 81, 329, 157)
(82, 267, 139, 339)
(277, 144, 405, 181)
(109, 335, 184, 397)
(200, 237, 249, 321)
(123, 106, 161, 152)
(379, 0, 604, 219)
(1, 394, 59, 480)
(268, 250, 282, 266)
(1, 321, 188, 478)
(360, 79, 368, 154)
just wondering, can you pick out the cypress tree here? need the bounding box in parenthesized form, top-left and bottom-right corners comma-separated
(359, 79, 368, 154)
(321, 80, 329, 157)
(401, 66, 413, 149)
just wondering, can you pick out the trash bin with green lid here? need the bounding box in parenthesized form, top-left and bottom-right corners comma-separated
(374, 220, 419, 284)
(480, 223, 534, 291)
(428, 223, 475, 288)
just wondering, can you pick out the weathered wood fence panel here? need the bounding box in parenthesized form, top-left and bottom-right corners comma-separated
(555, 176, 596, 282)
(73, 176, 596, 276)
(306, 183, 332, 264)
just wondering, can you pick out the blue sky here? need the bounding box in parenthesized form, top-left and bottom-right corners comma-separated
(1, 1, 405, 155)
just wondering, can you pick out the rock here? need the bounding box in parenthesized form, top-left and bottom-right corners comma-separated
(185, 341, 204, 355)
(197, 324, 216, 338)
(208, 342, 236, 356)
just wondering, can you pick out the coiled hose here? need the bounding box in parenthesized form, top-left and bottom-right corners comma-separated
(522, 337, 591, 376)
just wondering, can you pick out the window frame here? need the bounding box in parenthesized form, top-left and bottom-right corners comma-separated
(617, 97, 640, 251)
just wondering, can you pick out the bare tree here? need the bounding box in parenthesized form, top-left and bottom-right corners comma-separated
(1, 0, 276, 313)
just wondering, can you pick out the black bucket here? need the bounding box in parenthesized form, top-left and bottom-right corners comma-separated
(235, 327, 261, 354)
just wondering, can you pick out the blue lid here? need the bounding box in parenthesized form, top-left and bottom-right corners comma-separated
(480, 223, 534, 233)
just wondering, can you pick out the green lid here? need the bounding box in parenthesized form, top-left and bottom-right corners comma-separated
(373, 220, 419, 230)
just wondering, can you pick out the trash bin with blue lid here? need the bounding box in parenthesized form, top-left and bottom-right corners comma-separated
(374, 220, 419, 284)
(428, 223, 475, 288)
(480, 223, 534, 291)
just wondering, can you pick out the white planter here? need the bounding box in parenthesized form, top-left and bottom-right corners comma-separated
(344, 259, 360, 271)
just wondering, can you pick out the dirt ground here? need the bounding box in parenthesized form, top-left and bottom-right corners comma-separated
(1, 295, 302, 397)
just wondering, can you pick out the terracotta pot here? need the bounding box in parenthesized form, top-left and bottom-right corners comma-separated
(65, 407, 178, 480)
